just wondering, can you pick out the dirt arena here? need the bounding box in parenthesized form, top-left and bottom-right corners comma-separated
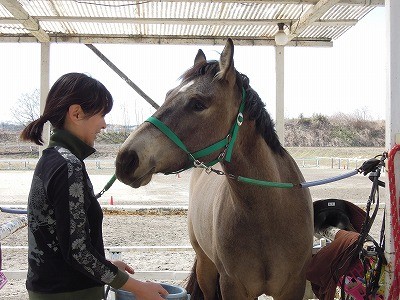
(0, 166, 386, 299)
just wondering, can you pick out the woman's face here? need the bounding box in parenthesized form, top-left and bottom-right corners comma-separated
(79, 112, 106, 147)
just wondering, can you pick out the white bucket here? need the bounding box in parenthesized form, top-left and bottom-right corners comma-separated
(111, 283, 190, 300)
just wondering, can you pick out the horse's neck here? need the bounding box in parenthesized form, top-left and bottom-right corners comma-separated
(224, 130, 288, 180)
(221, 129, 303, 206)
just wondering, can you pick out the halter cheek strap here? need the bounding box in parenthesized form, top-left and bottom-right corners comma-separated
(145, 88, 246, 171)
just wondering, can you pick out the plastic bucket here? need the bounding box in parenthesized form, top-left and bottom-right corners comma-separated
(111, 283, 189, 300)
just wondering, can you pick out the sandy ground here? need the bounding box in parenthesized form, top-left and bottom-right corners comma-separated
(0, 167, 386, 299)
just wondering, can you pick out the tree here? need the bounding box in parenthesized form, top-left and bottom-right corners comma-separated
(10, 89, 40, 126)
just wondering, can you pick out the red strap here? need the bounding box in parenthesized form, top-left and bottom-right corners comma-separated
(387, 144, 400, 299)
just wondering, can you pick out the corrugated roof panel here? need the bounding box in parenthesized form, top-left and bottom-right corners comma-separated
(278, 3, 310, 20)
(20, 0, 49, 16)
(299, 26, 316, 38)
(0, 4, 13, 17)
(322, 5, 374, 20)
(265, 3, 279, 19)
(40, 21, 65, 34)
(0, 23, 26, 34)
(331, 25, 352, 40)
(249, 4, 264, 19)
(0, 1, 383, 45)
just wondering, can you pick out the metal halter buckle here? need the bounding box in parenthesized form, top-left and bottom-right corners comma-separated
(237, 112, 244, 126)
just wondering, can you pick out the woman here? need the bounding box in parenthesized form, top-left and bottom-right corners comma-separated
(21, 73, 168, 300)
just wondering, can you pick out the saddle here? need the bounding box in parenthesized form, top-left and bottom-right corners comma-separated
(313, 198, 366, 234)
(307, 199, 368, 300)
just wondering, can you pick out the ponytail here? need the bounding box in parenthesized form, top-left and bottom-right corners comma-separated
(20, 73, 113, 146)
(20, 116, 47, 146)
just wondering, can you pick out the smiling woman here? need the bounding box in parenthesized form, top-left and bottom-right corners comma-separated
(18, 72, 169, 300)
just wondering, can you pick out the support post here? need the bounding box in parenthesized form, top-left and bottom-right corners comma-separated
(39, 42, 50, 157)
(385, 0, 400, 298)
(275, 45, 285, 145)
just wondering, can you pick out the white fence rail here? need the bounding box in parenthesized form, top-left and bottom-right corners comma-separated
(0, 159, 116, 170)
(0, 158, 367, 170)
(2, 245, 194, 281)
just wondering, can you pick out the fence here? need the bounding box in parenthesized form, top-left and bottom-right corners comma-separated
(0, 158, 367, 171)
(0, 159, 116, 170)
(2, 245, 193, 281)
(294, 157, 366, 169)
(0, 205, 193, 282)
(0, 202, 385, 300)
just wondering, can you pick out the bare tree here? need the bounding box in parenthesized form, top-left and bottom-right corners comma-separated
(10, 89, 40, 126)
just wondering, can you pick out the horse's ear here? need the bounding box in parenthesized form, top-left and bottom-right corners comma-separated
(194, 49, 206, 65)
(218, 38, 235, 85)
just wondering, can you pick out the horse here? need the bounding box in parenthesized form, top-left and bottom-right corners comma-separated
(115, 38, 313, 300)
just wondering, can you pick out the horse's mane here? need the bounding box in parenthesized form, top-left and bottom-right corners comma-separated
(181, 61, 286, 156)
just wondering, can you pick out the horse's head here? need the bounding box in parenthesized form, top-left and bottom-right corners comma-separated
(115, 38, 244, 188)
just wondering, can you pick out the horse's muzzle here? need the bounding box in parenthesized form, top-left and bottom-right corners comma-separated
(115, 149, 140, 185)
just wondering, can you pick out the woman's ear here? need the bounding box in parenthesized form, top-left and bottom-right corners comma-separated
(67, 104, 84, 124)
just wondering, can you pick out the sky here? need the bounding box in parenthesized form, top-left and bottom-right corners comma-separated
(0, 7, 385, 126)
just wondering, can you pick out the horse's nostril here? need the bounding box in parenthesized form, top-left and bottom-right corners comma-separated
(116, 150, 139, 179)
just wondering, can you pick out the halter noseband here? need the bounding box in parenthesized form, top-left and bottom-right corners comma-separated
(145, 88, 246, 173)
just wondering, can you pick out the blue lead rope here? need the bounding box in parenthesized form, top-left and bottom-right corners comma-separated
(299, 169, 359, 188)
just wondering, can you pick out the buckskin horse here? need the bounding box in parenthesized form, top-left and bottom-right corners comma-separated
(115, 38, 313, 299)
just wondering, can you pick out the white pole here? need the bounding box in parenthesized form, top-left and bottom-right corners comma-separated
(275, 45, 285, 145)
(385, 0, 400, 297)
(39, 42, 50, 157)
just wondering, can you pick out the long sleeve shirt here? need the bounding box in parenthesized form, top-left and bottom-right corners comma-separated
(26, 129, 128, 294)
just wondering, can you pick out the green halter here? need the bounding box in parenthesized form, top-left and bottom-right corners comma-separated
(145, 88, 246, 172)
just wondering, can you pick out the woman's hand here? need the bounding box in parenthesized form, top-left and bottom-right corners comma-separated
(134, 281, 169, 300)
(110, 260, 135, 274)
(122, 277, 169, 300)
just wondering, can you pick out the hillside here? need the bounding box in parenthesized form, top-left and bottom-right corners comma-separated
(0, 114, 385, 160)
(285, 114, 384, 147)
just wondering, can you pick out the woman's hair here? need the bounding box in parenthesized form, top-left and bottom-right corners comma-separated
(20, 72, 113, 145)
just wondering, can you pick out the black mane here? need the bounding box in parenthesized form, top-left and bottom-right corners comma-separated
(181, 61, 285, 156)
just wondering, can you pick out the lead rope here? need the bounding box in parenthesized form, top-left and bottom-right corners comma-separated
(95, 174, 117, 199)
(193, 160, 368, 189)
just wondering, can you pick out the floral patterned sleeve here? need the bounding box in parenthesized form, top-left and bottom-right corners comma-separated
(51, 147, 128, 287)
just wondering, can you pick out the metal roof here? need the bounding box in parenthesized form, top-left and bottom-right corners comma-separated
(0, 0, 384, 46)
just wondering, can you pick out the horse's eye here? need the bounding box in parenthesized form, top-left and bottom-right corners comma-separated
(192, 100, 207, 112)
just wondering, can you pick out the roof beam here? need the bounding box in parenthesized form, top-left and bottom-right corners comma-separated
(18, 16, 357, 27)
(0, 34, 333, 47)
(0, 0, 50, 42)
(287, 0, 342, 43)
(69, 0, 384, 5)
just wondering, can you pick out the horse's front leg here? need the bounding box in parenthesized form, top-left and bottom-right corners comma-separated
(273, 274, 307, 300)
(219, 273, 253, 300)
(196, 252, 219, 300)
